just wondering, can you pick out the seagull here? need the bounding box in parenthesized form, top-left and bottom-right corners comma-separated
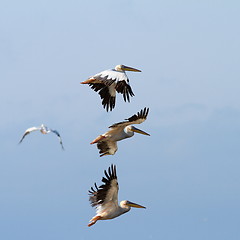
(88, 164, 146, 227)
(91, 107, 150, 157)
(19, 124, 64, 150)
(81, 64, 141, 111)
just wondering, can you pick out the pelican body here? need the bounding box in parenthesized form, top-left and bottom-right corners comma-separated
(19, 124, 64, 150)
(91, 107, 150, 157)
(88, 165, 146, 227)
(81, 64, 141, 111)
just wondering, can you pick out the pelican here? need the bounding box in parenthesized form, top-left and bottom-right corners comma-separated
(19, 124, 64, 150)
(81, 65, 141, 111)
(91, 107, 150, 157)
(88, 164, 146, 227)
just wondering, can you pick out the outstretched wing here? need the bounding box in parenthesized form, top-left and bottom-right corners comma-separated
(50, 129, 64, 150)
(97, 140, 118, 157)
(89, 165, 118, 208)
(19, 126, 41, 144)
(116, 80, 134, 102)
(109, 107, 149, 129)
(82, 69, 118, 111)
(89, 83, 116, 112)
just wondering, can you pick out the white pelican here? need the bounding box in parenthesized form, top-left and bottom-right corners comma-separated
(81, 65, 141, 111)
(88, 164, 146, 227)
(19, 124, 64, 150)
(91, 107, 150, 157)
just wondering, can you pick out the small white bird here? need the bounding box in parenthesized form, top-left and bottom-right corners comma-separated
(91, 107, 150, 157)
(19, 124, 64, 150)
(81, 65, 141, 111)
(88, 164, 146, 227)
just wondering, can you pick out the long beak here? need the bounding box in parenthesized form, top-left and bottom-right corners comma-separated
(132, 126, 150, 136)
(126, 201, 146, 209)
(122, 65, 141, 72)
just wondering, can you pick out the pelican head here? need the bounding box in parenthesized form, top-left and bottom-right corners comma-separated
(120, 200, 146, 209)
(115, 65, 141, 72)
(126, 126, 150, 136)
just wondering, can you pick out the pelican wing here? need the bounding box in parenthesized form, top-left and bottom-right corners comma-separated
(50, 129, 65, 150)
(97, 140, 118, 157)
(19, 126, 41, 144)
(89, 165, 118, 208)
(116, 80, 134, 102)
(89, 70, 117, 85)
(109, 107, 149, 129)
(89, 83, 116, 112)
(85, 70, 118, 111)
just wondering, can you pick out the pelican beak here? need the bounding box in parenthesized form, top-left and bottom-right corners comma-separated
(131, 126, 150, 136)
(126, 201, 146, 209)
(122, 65, 141, 72)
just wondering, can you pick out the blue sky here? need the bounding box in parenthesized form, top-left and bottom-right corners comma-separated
(1, 0, 240, 239)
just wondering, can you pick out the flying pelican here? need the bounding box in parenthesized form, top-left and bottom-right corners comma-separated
(19, 124, 64, 150)
(81, 65, 141, 111)
(91, 107, 150, 157)
(88, 164, 146, 227)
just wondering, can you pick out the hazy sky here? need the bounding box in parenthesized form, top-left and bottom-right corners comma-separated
(1, 0, 240, 239)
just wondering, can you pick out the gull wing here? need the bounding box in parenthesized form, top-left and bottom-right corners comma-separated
(89, 165, 118, 208)
(50, 129, 64, 150)
(97, 140, 118, 157)
(19, 126, 41, 144)
(109, 107, 149, 129)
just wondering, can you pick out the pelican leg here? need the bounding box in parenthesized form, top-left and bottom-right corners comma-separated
(90, 135, 106, 144)
(100, 152, 111, 157)
(88, 216, 102, 227)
